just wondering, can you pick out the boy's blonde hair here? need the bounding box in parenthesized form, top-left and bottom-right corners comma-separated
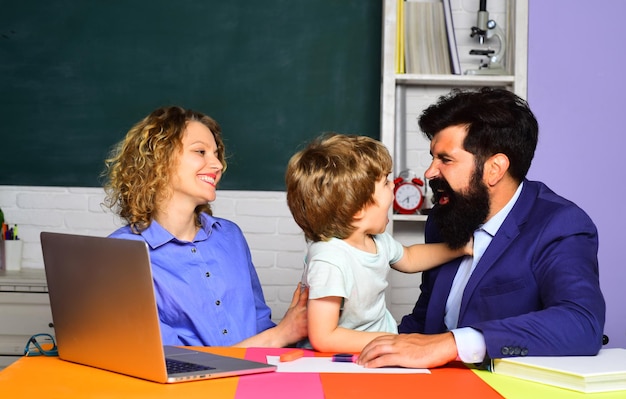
(286, 133, 392, 242)
(102, 106, 227, 233)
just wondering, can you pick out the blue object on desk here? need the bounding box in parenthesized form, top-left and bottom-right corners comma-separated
(332, 353, 357, 363)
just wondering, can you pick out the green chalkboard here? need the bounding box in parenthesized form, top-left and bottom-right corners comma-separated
(0, 1, 381, 190)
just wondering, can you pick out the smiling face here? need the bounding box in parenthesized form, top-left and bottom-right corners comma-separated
(425, 125, 476, 203)
(169, 121, 224, 210)
(425, 125, 490, 249)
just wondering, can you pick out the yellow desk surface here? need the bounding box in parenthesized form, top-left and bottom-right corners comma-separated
(1, 347, 624, 398)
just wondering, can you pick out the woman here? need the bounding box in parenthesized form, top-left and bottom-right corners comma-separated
(102, 106, 307, 347)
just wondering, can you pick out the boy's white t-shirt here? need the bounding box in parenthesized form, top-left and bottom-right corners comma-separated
(303, 232, 404, 334)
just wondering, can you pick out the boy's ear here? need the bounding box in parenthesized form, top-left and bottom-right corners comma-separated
(353, 208, 366, 220)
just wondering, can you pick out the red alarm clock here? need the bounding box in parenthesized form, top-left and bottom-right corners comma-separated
(393, 176, 424, 214)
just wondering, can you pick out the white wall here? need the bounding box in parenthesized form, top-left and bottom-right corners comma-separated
(0, 185, 423, 324)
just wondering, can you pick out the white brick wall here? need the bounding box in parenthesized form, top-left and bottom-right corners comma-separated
(0, 185, 425, 324)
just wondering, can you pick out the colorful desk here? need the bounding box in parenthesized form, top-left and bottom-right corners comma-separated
(0, 347, 624, 398)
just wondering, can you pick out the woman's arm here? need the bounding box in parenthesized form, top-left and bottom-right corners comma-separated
(234, 283, 309, 348)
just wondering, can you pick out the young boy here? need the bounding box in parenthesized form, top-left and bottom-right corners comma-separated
(285, 133, 471, 353)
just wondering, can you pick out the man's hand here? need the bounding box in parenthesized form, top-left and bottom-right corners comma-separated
(356, 332, 458, 369)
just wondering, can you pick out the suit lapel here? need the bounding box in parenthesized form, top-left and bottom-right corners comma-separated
(458, 180, 537, 322)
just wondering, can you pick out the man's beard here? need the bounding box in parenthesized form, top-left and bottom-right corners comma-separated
(429, 171, 490, 249)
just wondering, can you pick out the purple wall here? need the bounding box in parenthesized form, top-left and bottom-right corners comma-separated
(527, 0, 626, 348)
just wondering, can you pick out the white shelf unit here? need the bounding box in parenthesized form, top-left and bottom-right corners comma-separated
(0, 269, 53, 369)
(381, 0, 528, 239)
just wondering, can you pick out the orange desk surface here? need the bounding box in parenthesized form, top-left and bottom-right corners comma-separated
(0, 347, 503, 399)
(6, 346, 622, 399)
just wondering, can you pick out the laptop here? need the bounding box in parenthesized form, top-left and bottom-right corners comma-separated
(40, 231, 276, 383)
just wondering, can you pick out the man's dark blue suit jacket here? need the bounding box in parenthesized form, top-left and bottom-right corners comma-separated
(399, 180, 606, 360)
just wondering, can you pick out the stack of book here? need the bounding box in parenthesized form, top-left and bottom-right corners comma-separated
(399, 0, 460, 75)
(492, 348, 626, 393)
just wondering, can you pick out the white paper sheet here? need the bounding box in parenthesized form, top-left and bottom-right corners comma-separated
(266, 356, 430, 374)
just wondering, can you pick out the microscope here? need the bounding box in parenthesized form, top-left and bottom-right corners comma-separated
(465, 0, 506, 75)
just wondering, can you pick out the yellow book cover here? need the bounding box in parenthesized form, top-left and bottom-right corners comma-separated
(396, 0, 405, 74)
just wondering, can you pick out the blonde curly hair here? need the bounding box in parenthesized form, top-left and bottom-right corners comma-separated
(102, 106, 227, 233)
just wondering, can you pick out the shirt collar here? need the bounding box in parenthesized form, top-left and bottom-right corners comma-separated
(481, 181, 524, 237)
(140, 212, 219, 249)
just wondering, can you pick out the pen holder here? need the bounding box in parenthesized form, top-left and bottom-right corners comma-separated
(1, 240, 23, 271)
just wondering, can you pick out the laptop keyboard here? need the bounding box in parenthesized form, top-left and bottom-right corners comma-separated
(166, 358, 216, 374)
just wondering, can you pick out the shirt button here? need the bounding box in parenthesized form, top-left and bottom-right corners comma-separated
(205, 272, 211, 277)
(222, 329, 228, 335)
(215, 300, 221, 306)
(191, 247, 197, 253)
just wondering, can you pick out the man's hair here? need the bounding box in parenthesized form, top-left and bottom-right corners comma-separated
(418, 87, 539, 182)
(286, 133, 392, 242)
(102, 106, 227, 232)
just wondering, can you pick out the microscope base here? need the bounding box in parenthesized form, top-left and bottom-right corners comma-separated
(465, 65, 506, 76)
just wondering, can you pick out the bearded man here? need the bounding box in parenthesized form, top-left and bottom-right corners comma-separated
(357, 88, 606, 369)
